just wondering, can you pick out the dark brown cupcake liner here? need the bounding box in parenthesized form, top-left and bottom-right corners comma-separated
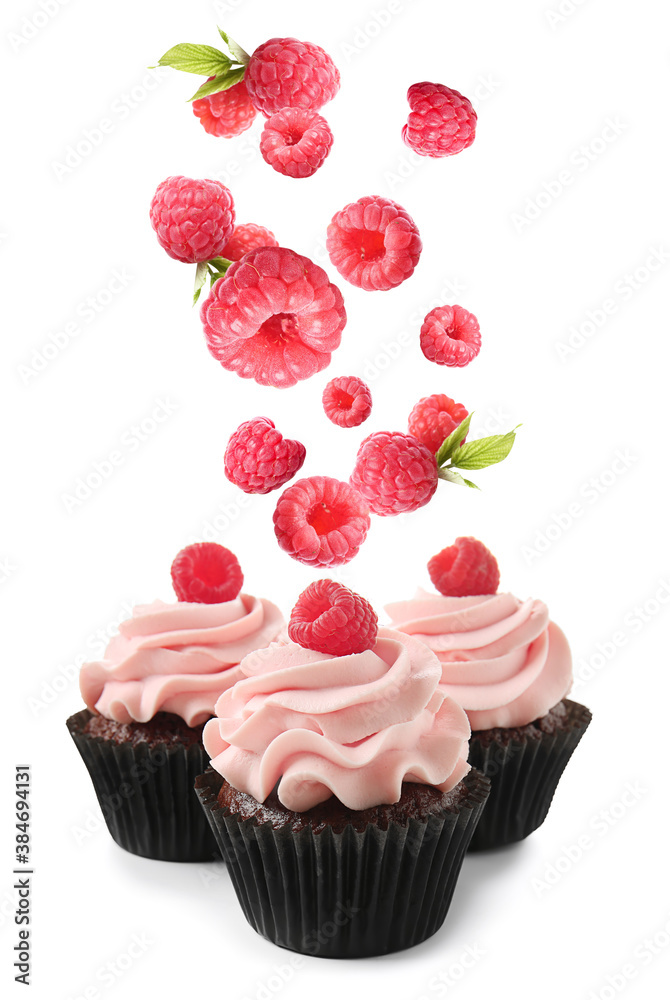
(67, 709, 219, 862)
(466, 698, 592, 851)
(195, 767, 490, 958)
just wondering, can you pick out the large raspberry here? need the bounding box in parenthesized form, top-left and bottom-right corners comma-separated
(224, 417, 306, 494)
(171, 543, 243, 603)
(322, 376, 372, 428)
(288, 580, 378, 656)
(260, 108, 333, 178)
(428, 537, 500, 597)
(403, 82, 477, 158)
(245, 37, 340, 116)
(200, 246, 346, 388)
(408, 394, 469, 454)
(221, 224, 278, 262)
(326, 196, 422, 291)
(273, 476, 370, 567)
(149, 175, 235, 263)
(350, 432, 438, 516)
(192, 79, 257, 138)
(420, 305, 481, 368)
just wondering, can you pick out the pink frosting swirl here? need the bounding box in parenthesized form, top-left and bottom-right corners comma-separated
(80, 595, 285, 727)
(203, 626, 471, 812)
(385, 589, 573, 730)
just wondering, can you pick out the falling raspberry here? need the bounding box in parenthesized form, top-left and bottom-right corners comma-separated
(221, 224, 278, 262)
(350, 432, 438, 516)
(273, 476, 370, 567)
(192, 78, 257, 138)
(420, 305, 481, 368)
(200, 246, 346, 388)
(322, 376, 372, 428)
(428, 537, 500, 597)
(408, 394, 469, 454)
(224, 417, 306, 494)
(149, 175, 235, 264)
(326, 195, 422, 291)
(171, 543, 244, 603)
(245, 37, 340, 116)
(289, 579, 378, 656)
(260, 108, 334, 178)
(403, 82, 477, 158)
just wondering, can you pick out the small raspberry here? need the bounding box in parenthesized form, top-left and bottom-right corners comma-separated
(350, 432, 438, 516)
(326, 195, 422, 291)
(403, 82, 477, 158)
(260, 108, 333, 178)
(171, 542, 243, 603)
(224, 417, 306, 495)
(273, 476, 370, 567)
(246, 37, 340, 117)
(201, 246, 346, 388)
(288, 579, 378, 656)
(221, 224, 278, 262)
(408, 394, 469, 454)
(420, 305, 481, 368)
(322, 376, 372, 428)
(149, 175, 235, 264)
(192, 78, 257, 138)
(428, 537, 500, 597)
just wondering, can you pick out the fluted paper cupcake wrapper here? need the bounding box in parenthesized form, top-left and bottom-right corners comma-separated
(466, 699, 592, 852)
(195, 767, 490, 958)
(67, 709, 219, 863)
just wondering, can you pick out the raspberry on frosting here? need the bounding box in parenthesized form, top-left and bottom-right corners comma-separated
(260, 108, 334, 178)
(326, 196, 422, 291)
(224, 417, 306, 494)
(428, 537, 500, 597)
(289, 580, 378, 655)
(322, 376, 372, 428)
(350, 431, 438, 516)
(403, 83, 477, 158)
(192, 78, 257, 138)
(171, 543, 243, 604)
(245, 37, 340, 117)
(273, 475, 370, 567)
(200, 246, 346, 388)
(149, 175, 235, 264)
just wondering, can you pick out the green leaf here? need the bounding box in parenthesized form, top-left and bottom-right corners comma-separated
(208, 256, 233, 274)
(463, 478, 481, 490)
(155, 43, 231, 77)
(438, 468, 469, 487)
(187, 66, 246, 101)
(435, 412, 473, 467)
(217, 28, 250, 65)
(193, 262, 210, 306)
(450, 426, 520, 471)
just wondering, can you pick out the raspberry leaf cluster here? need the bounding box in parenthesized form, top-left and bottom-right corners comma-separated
(436, 414, 520, 488)
(154, 28, 250, 102)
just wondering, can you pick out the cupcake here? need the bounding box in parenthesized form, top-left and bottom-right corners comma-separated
(195, 579, 490, 957)
(386, 537, 592, 851)
(67, 543, 285, 862)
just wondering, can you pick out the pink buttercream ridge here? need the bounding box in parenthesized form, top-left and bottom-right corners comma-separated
(203, 626, 472, 812)
(385, 589, 573, 730)
(80, 594, 285, 727)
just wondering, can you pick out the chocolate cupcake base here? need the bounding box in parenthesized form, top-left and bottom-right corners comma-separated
(67, 709, 219, 862)
(466, 698, 592, 851)
(195, 768, 490, 958)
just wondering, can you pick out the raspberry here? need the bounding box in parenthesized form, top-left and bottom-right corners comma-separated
(260, 108, 333, 178)
(288, 579, 378, 656)
(200, 246, 346, 388)
(408, 394, 469, 454)
(326, 195, 422, 291)
(428, 537, 500, 597)
(192, 78, 257, 138)
(350, 432, 438, 516)
(322, 376, 372, 428)
(171, 542, 243, 603)
(149, 175, 235, 264)
(420, 305, 481, 368)
(221, 224, 278, 262)
(245, 37, 340, 117)
(224, 417, 306, 495)
(402, 82, 477, 158)
(273, 476, 370, 567)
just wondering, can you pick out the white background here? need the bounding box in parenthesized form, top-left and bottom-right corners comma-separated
(3, 0, 669, 997)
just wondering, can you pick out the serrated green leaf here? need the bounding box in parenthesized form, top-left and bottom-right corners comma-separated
(156, 43, 231, 77)
(188, 66, 246, 101)
(463, 478, 481, 490)
(450, 427, 519, 471)
(217, 28, 250, 65)
(436, 412, 473, 467)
